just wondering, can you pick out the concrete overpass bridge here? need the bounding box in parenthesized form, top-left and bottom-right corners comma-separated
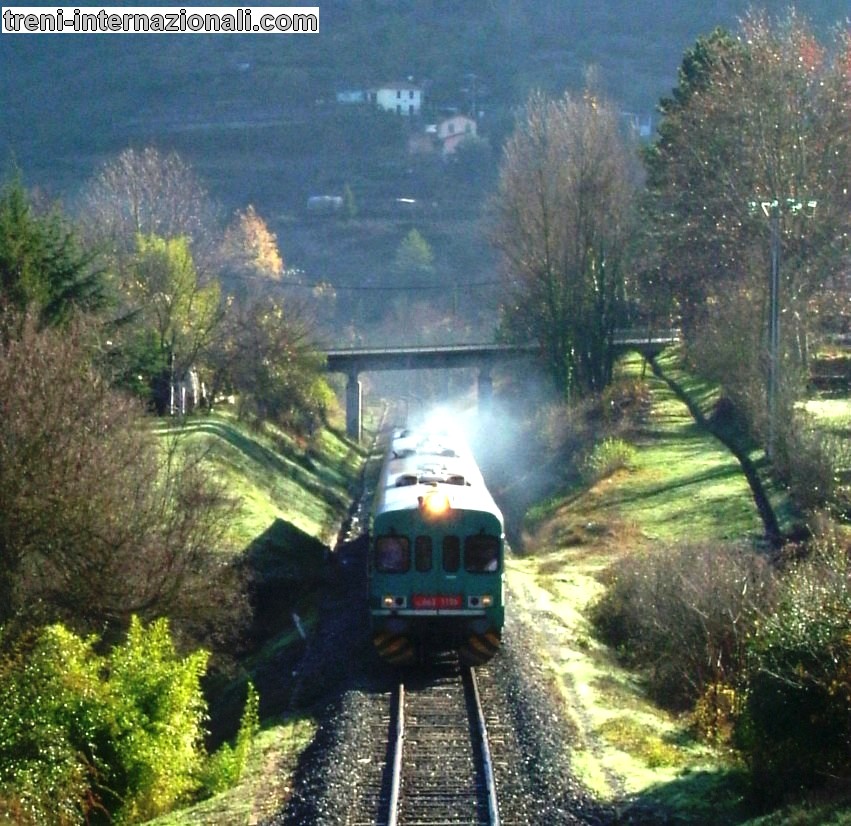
(323, 331, 678, 440)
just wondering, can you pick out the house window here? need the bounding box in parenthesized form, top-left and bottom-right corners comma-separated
(397, 90, 401, 99)
(409, 90, 414, 99)
(409, 104, 415, 116)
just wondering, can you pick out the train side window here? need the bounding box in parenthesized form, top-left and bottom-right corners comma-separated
(464, 534, 500, 573)
(415, 536, 433, 572)
(375, 535, 410, 573)
(442, 535, 460, 573)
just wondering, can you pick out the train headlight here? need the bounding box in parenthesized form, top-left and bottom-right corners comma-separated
(383, 595, 406, 609)
(468, 595, 493, 608)
(418, 490, 451, 519)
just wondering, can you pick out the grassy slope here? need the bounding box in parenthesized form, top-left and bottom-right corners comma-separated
(148, 408, 365, 826)
(157, 409, 362, 548)
(506, 352, 773, 823)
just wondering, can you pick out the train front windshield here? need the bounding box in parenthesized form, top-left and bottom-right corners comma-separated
(373, 528, 501, 576)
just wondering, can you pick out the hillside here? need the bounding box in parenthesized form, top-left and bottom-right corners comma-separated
(2, 0, 846, 346)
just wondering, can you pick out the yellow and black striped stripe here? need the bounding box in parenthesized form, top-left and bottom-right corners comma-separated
(459, 629, 501, 666)
(373, 632, 416, 665)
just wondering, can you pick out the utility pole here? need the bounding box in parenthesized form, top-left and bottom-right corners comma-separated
(751, 198, 817, 460)
(767, 200, 780, 461)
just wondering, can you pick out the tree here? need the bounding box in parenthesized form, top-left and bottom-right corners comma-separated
(133, 234, 221, 361)
(79, 147, 217, 263)
(78, 149, 223, 406)
(0, 176, 107, 326)
(644, 12, 850, 448)
(0, 310, 243, 638)
(645, 13, 850, 353)
(207, 293, 332, 434)
(219, 205, 284, 287)
(121, 234, 221, 412)
(493, 83, 639, 399)
(342, 183, 357, 220)
(393, 228, 434, 284)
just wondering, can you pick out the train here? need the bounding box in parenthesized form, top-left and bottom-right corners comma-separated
(367, 426, 505, 666)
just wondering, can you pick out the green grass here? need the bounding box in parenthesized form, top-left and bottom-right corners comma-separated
(804, 397, 851, 438)
(156, 409, 364, 547)
(528, 352, 765, 551)
(506, 350, 772, 820)
(144, 408, 365, 824)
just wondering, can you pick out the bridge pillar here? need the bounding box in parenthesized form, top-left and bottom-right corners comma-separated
(478, 365, 493, 413)
(345, 371, 362, 442)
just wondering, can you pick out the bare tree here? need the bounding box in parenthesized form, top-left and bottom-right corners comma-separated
(0, 310, 245, 641)
(79, 147, 218, 263)
(493, 82, 640, 399)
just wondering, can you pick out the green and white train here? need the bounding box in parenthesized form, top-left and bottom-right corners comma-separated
(368, 427, 505, 666)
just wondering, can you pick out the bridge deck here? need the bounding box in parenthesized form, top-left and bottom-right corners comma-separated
(324, 332, 678, 374)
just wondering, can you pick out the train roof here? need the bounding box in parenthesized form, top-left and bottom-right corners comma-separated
(372, 429, 503, 523)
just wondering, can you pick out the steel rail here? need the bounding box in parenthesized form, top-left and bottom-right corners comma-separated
(383, 664, 500, 826)
(386, 681, 404, 826)
(467, 666, 500, 826)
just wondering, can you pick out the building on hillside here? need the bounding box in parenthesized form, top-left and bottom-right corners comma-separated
(307, 194, 343, 214)
(436, 114, 477, 155)
(369, 82, 422, 116)
(336, 89, 368, 105)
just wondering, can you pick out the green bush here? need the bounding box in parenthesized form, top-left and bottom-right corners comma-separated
(736, 538, 851, 801)
(0, 617, 211, 825)
(200, 682, 260, 795)
(590, 542, 775, 710)
(0, 625, 107, 825)
(581, 437, 636, 484)
(107, 616, 210, 822)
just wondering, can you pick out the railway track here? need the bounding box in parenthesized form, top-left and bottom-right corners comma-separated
(347, 656, 499, 825)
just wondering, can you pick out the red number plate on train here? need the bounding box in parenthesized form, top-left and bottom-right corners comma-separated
(412, 594, 463, 609)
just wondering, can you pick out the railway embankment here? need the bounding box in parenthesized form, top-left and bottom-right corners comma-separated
(502, 350, 784, 824)
(148, 364, 847, 826)
(145, 410, 370, 826)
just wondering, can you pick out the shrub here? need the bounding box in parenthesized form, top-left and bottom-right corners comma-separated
(599, 377, 652, 427)
(0, 625, 107, 825)
(736, 537, 851, 801)
(200, 682, 260, 795)
(590, 542, 775, 710)
(772, 413, 851, 514)
(581, 437, 636, 484)
(107, 616, 210, 822)
(0, 618, 212, 825)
